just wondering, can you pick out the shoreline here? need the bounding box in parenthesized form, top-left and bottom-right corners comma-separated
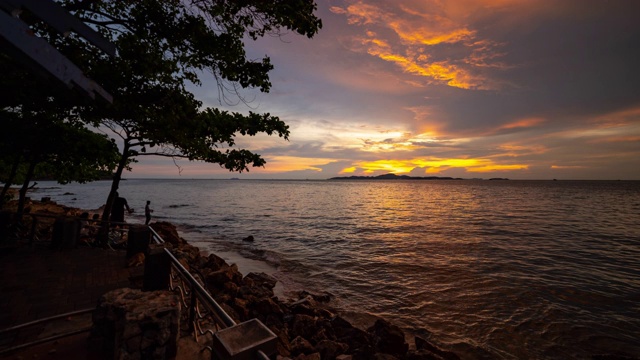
(2, 198, 463, 359)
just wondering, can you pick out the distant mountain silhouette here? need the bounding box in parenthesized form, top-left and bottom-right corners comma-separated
(329, 173, 465, 180)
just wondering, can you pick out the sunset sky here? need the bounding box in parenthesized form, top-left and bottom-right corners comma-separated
(132, 0, 640, 180)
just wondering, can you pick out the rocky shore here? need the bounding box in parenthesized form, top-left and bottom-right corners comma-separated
(3, 197, 461, 359)
(151, 221, 460, 360)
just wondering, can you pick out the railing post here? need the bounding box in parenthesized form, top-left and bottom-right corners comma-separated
(127, 225, 151, 258)
(143, 245, 171, 291)
(0, 211, 10, 244)
(51, 217, 79, 250)
(188, 279, 198, 331)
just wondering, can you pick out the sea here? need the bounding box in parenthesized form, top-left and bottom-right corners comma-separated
(31, 179, 640, 359)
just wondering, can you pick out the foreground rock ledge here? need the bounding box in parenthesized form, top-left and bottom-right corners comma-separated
(92, 288, 180, 360)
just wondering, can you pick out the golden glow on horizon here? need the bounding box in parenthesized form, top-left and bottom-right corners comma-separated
(348, 157, 528, 175)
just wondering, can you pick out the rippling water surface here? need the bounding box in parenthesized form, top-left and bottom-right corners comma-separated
(35, 179, 640, 359)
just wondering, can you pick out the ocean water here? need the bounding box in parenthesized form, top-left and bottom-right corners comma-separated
(32, 179, 640, 359)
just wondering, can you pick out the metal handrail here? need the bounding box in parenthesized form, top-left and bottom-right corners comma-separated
(163, 248, 237, 328)
(149, 227, 274, 359)
(0, 211, 135, 246)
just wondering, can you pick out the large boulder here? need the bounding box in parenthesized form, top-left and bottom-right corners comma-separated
(314, 339, 349, 360)
(290, 336, 315, 357)
(244, 272, 278, 290)
(367, 319, 409, 357)
(92, 288, 180, 359)
(205, 263, 243, 290)
(150, 221, 187, 246)
(291, 314, 318, 340)
(414, 336, 460, 360)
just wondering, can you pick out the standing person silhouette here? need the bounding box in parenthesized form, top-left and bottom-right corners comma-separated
(110, 192, 133, 224)
(145, 200, 154, 225)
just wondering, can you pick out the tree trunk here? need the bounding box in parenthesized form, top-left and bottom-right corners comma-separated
(98, 143, 129, 245)
(0, 156, 21, 210)
(16, 158, 37, 221)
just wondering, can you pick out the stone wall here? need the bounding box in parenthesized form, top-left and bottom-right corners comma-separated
(92, 288, 180, 360)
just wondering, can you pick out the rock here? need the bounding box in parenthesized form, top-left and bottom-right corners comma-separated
(367, 319, 409, 357)
(204, 253, 228, 271)
(243, 235, 255, 242)
(331, 316, 373, 349)
(245, 272, 278, 290)
(405, 349, 444, 360)
(290, 336, 315, 356)
(232, 298, 250, 320)
(92, 288, 180, 360)
(373, 354, 400, 360)
(291, 314, 318, 340)
(298, 290, 333, 303)
(250, 297, 285, 320)
(294, 353, 321, 360)
(414, 336, 460, 360)
(336, 355, 353, 360)
(314, 339, 349, 360)
(274, 326, 293, 358)
(205, 264, 243, 290)
(150, 221, 187, 246)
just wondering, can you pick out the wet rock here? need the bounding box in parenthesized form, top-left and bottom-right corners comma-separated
(291, 336, 315, 356)
(331, 316, 373, 351)
(372, 354, 400, 360)
(415, 336, 460, 360)
(367, 319, 409, 357)
(205, 264, 243, 290)
(294, 353, 321, 360)
(204, 253, 228, 271)
(405, 349, 444, 360)
(315, 339, 349, 360)
(245, 272, 278, 290)
(150, 221, 187, 246)
(298, 290, 333, 303)
(291, 314, 318, 340)
(250, 297, 285, 320)
(336, 355, 353, 360)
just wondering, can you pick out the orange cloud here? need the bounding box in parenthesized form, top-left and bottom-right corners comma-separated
(551, 165, 587, 170)
(590, 106, 640, 127)
(587, 136, 640, 144)
(496, 144, 548, 156)
(498, 117, 546, 130)
(260, 156, 337, 173)
(331, 1, 508, 90)
(364, 38, 481, 89)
